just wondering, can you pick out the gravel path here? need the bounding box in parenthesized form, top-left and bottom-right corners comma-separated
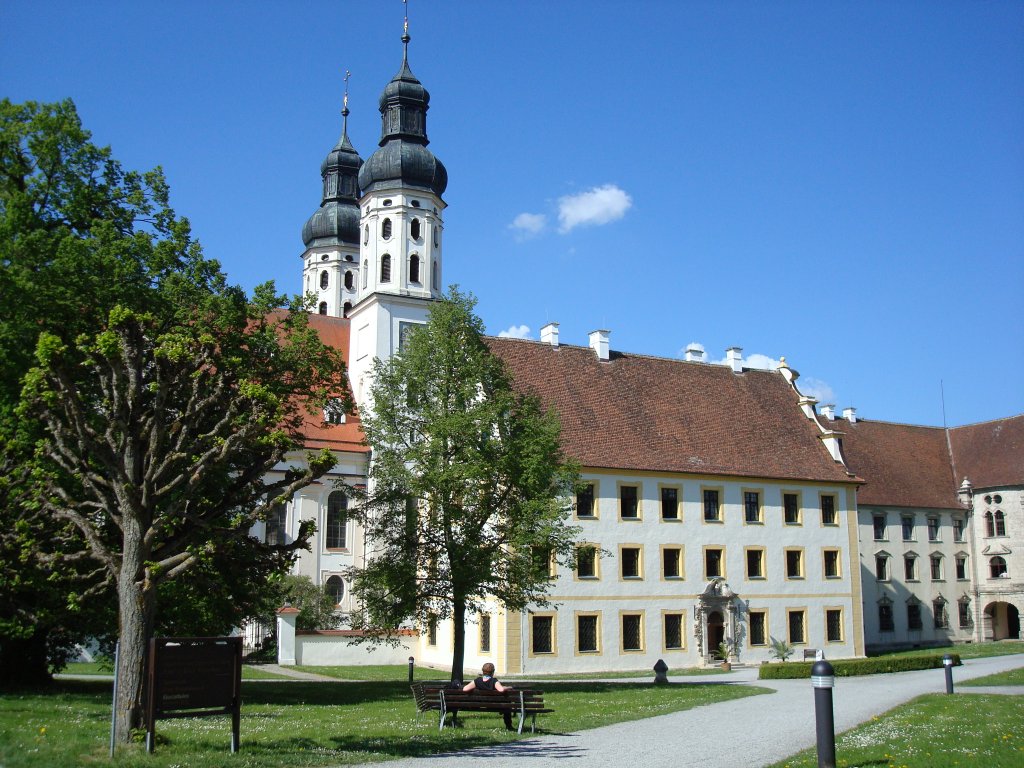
(347, 655, 1024, 768)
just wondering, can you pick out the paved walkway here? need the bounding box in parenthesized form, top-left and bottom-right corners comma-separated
(350, 655, 1024, 768)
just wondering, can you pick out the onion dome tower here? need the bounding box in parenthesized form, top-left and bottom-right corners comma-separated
(301, 75, 363, 318)
(347, 18, 447, 410)
(354, 20, 446, 306)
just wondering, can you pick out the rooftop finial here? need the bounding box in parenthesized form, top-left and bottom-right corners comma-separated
(341, 70, 351, 136)
(402, 0, 411, 54)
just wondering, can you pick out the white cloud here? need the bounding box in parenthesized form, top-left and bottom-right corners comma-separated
(509, 212, 547, 239)
(744, 353, 782, 371)
(497, 324, 531, 339)
(557, 184, 632, 233)
(798, 377, 836, 404)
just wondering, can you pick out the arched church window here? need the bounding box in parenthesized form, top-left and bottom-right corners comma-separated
(994, 511, 1006, 536)
(432, 260, 438, 290)
(380, 254, 391, 283)
(382, 218, 392, 240)
(433, 227, 439, 247)
(409, 254, 420, 284)
(985, 512, 994, 537)
(990, 556, 1008, 578)
(411, 218, 421, 240)
(342, 301, 351, 318)
(318, 302, 327, 315)
(326, 491, 347, 549)
(320, 270, 329, 289)
(325, 575, 344, 606)
(265, 503, 287, 546)
(344, 270, 353, 290)
(364, 224, 369, 245)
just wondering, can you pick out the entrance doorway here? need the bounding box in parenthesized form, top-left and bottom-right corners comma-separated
(984, 601, 1022, 640)
(707, 610, 725, 651)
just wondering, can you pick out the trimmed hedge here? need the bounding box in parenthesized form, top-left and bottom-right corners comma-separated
(758, 653, 961, 680)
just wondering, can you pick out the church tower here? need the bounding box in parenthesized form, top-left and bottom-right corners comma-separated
(347, 21, 447, 408)
(300, 79, 363, 319)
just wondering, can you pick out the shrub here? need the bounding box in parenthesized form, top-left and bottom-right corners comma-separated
(758, 653, 961, 680)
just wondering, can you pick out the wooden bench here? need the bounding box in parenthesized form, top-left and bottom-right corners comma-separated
(411, 683, 552, 733)
(409, 682, 446, 718)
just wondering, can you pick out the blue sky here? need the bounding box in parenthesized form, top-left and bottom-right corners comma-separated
(3, 1, 1022, 428)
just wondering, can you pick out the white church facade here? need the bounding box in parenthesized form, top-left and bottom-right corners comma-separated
(265, 28, 1023, 673)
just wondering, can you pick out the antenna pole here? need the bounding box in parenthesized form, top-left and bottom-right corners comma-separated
(940, 379, 948, 429)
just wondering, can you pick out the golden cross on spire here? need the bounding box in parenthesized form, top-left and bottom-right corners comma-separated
(343, 69, 351, 111)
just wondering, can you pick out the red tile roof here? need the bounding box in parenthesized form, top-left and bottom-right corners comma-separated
(949, 414, 1024, 490)
(831, 419, 960, 509)
(485, 338, 856, 484)
(300, 313, 368, 453)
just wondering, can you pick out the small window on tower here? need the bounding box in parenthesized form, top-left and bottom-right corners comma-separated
(382, 218, 392, 239)
(411, 218, 421, 240)
(409, 254, 420, 283)
(342, 301, 351, 318)
(318, 302, 327, 315)
(432, 261, 438, 289)
(320, 270, 329, 289)
(411, 199, 421, 208)
(363, 224, 369, 245)
(344, 270, 353, 290)
(380, 254, 391, 283)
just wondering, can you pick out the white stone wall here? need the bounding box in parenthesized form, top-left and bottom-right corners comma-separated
(970, 487, 1023, 640)
(507, 471, 861, 674)
(857, 505, 974, 650)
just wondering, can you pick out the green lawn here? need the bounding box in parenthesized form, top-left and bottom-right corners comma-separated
(960, 666, 1024, 687)
(60, 662, 290, 681)
(294, 663, 725, 682)
(766, 693, 1024, 768)
(869, 640, 1024, 661)
(0, 678, 769, 768)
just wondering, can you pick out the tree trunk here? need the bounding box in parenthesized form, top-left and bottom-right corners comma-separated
(450, 595, 466, 685)
(113, 522, 155, 744)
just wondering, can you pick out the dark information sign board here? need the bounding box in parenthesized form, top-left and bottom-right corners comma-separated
(145, 636, 242, 753)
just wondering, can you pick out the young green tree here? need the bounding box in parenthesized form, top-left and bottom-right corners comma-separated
(3, 100, 352, 741)
(349, 288, 579, 682)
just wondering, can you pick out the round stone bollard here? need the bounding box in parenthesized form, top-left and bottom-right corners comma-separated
(653, 658, 669, 684)
(811, 659, 836, 768)
(943, 654, 954, 694)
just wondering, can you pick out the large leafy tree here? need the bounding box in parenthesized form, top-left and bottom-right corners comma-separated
(2, 100, 351, 742)
(350, 288, 579, 681)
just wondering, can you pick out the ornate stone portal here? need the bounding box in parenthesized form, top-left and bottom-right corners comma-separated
(695, 578, 742, 661)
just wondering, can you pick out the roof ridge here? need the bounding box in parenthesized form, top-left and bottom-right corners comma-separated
(485, 335, 779, 372)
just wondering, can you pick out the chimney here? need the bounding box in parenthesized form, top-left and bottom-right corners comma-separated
(540, 322, 559, 348)
(820, 403, 835, 420)
(589, 329, 610, 361)
(684, 344, 705, 362)
(842, 406, 857, 423)
(726, 346, 743, 374)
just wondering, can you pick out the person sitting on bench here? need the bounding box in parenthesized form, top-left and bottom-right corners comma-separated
(462, 662, 515, 730)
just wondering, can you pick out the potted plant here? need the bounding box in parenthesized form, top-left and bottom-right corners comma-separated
(716, 640, 734, 671)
